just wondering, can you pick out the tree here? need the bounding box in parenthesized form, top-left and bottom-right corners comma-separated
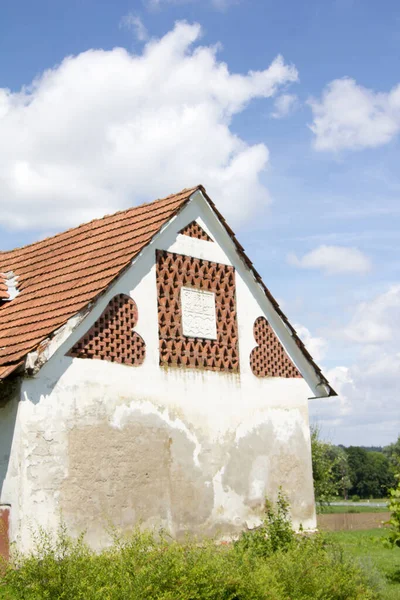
(384, 435, 400, 473)
(310, 426, 338, 506)
(384, 436, 400, 548)
(330, 445, 352, 500)
(345, 446, 394, 498)
(386, 476, 400, 548)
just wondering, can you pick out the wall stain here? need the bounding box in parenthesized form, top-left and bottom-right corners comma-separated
(60, 414, 214, 544)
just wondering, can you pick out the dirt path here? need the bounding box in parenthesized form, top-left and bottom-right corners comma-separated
(318, 512, 390, 531)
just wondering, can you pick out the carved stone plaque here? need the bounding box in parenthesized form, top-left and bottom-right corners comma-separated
(181, 287, 217, 339)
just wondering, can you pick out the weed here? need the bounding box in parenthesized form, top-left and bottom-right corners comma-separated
(0, 496, 380, 600)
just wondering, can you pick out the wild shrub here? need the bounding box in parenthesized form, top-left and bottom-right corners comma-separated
(1, 497, 380, 600)
(385, 475, 400, 548)
(234, 488, 294, 558)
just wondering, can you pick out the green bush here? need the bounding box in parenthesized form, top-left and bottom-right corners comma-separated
(234, 488, 294, 558)
(1, 495, 380, 600)
(385, 475, 400, 548)
(352, 494, 361, 502)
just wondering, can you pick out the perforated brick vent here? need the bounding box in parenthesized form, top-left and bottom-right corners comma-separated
(250, 317, 301, 378)
(179, 221, 214, 242)
(68, 294, 145, 366)
(156, 250, 239, 372)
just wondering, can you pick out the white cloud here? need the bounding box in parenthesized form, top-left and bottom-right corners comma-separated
(309, 77, 400, 151)
(308, 286, 400, 445)
(211, 0, 240, 9)
(288, 245, 371, 275)
(120, 13, 148, 42)
(0, 21, 298, 232)
(145, 0, 239, 10)
(345, 285, 400, 344)
(294, 324, 327, 363)
(311, 352, 400, 446)
(271, 93, 298, 119)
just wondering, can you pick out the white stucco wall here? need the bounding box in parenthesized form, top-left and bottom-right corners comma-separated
(0, 191, 318, 551)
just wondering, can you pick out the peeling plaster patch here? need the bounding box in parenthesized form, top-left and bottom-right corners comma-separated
(59, 420, 214, 546)
(25, 312, 87, 376)
(235, 408, 303, 445)
(111, 400, 202, 467)
(224, 420, 316, 529)
(249, 456, 269, 501)
(210, 467, 259, 529)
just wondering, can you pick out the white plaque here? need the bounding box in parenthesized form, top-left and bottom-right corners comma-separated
(181, 287, 217, 339)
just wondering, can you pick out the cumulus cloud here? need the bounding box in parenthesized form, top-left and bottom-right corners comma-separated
(294, 324, 327, 363)
(311, 352, 400, 445)
(120, 13, 148, 41)
(288, 245, 371, 275)
(271, 93, 298, 119)
(308, 286, 400, 445)
(0, 21, 298, 232)
(309, 77, 400, 151)
(345, 285, 400, 344)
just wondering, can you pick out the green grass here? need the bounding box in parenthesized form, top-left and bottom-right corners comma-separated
(355, 499, 389, 504)
(326, 529, 400, 600)
(322, 505, 388, 514)
(0, 586, 13, 599)
(329, 498, 388, 504)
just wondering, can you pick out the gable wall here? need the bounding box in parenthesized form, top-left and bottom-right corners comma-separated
(1, 193, 317, 551)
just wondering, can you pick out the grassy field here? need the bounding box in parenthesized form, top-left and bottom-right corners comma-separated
(321, 505, 388, 514)
(326, 529, 400, 600)
(329, 498, 388, 504)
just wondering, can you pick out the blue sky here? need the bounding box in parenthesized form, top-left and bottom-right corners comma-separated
(1, 0, 399, 446)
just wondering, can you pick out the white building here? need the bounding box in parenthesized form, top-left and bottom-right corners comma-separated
(0, 185, 335, 557)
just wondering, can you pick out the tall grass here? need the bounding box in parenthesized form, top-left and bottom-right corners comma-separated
(0, 493, 380, 599)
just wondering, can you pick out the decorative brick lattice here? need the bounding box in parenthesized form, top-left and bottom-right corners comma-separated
(68, 294, 145, 366)
(250, 317, 301, 378)
(156, 250, 239, 372)
(179, 221, 214, 242)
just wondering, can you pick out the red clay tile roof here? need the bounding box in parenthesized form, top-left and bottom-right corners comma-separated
(0, 186, 199, 377)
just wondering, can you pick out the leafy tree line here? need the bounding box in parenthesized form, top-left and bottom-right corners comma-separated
(311, 427, 400, 503)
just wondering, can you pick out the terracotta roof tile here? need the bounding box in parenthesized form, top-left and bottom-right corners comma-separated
(0, 186, 199, 376)
(0, 273, 9, 301)
(0, 363, 23, 379)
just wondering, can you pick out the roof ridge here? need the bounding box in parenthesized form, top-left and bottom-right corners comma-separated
(0, 186, 201, 260)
